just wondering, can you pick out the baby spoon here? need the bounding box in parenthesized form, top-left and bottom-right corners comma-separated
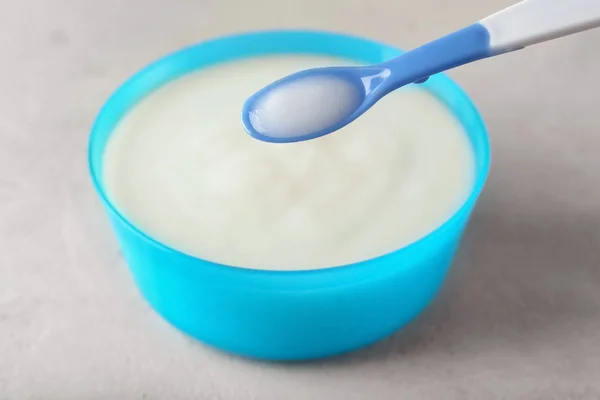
(242, 0, 600, 143)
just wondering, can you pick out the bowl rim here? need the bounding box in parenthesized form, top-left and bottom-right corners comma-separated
(88, 29, 490, 283)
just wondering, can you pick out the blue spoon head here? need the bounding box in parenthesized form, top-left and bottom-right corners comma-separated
(241, 66, 390, 143)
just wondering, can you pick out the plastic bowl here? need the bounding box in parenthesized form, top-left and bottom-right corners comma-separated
(88, 30, 490, 361)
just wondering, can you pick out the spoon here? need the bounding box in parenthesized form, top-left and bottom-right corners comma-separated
(242, 0, 600, 143)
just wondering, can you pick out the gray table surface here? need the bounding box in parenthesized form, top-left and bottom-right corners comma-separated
(2, 0, 600, 398)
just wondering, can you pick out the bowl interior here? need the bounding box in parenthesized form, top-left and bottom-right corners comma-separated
(88, 30, 490, 285)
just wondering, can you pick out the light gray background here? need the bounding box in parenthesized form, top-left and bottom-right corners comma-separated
(2, 0, 600, 398)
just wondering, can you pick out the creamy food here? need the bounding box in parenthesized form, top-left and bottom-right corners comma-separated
(103, 55, 474, 270)
(248, 74, 362, 139)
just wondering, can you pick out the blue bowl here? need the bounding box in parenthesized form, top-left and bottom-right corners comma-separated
(88, 30, 490, 361)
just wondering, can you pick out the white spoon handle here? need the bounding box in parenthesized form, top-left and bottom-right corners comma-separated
(481, 0, 600, 52)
